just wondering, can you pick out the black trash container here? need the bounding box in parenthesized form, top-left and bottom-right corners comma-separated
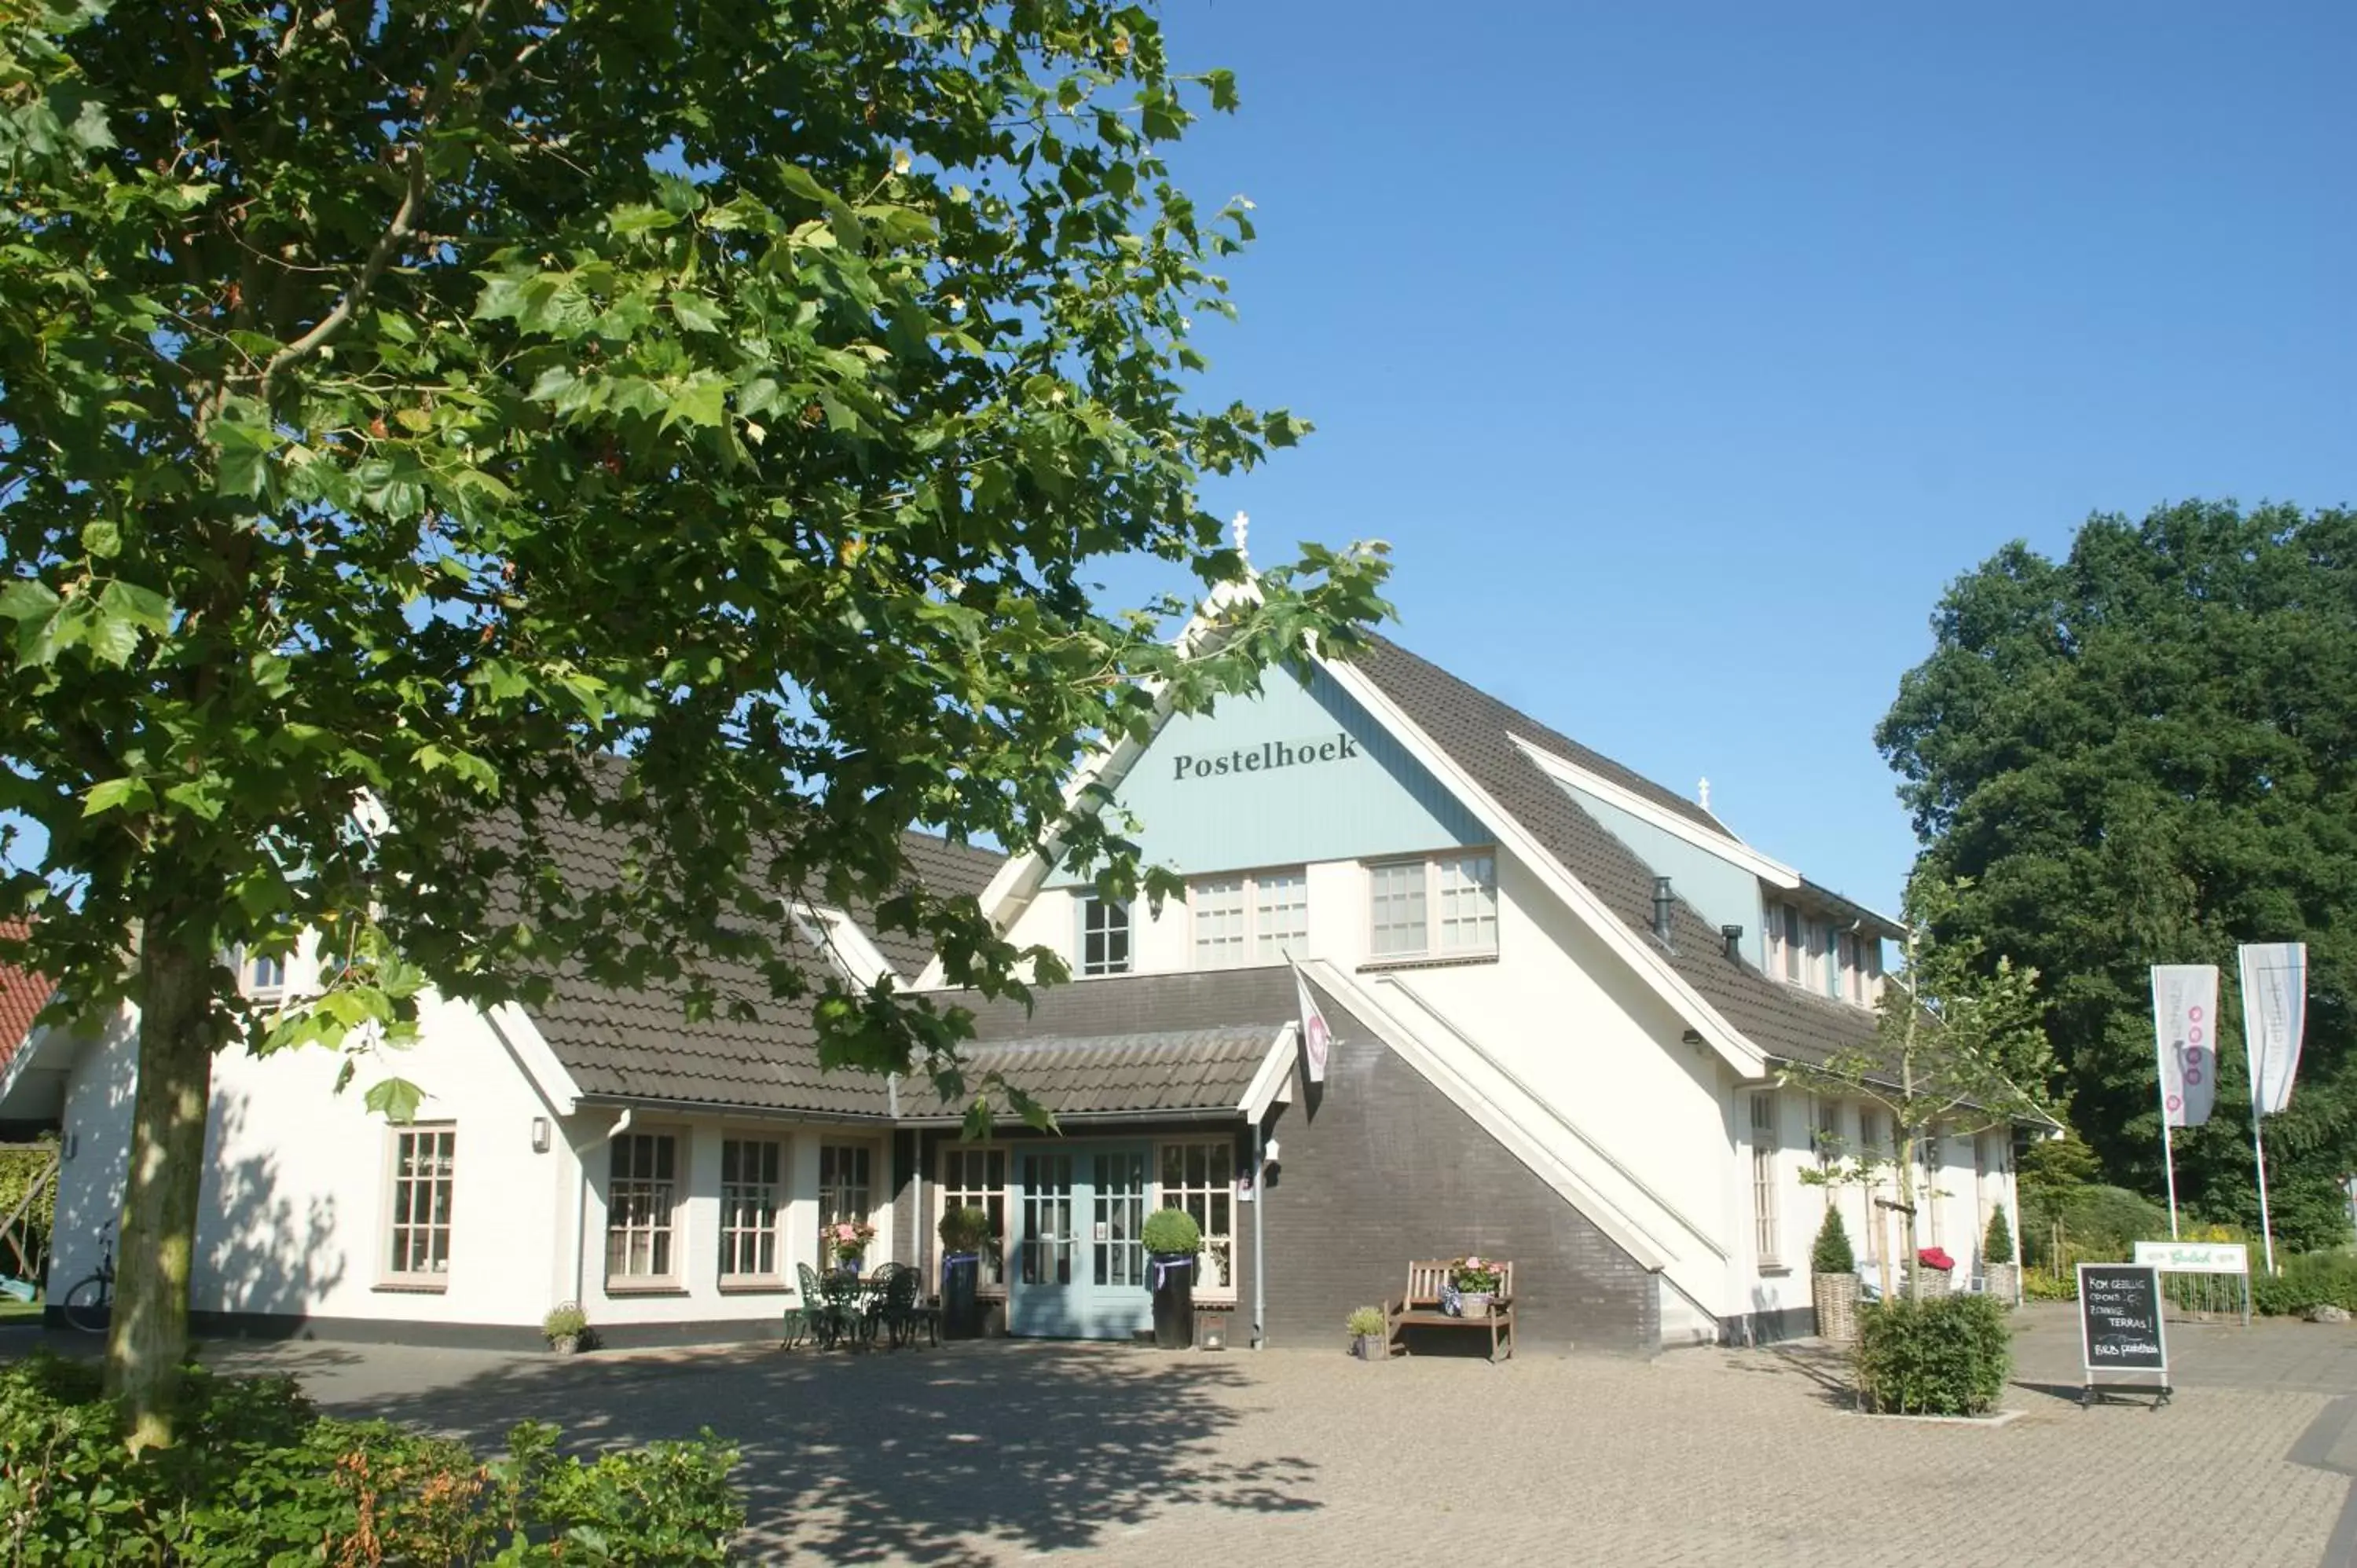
(942, 1252, 981, 1339)
(1149, 1255, 1194, 1349)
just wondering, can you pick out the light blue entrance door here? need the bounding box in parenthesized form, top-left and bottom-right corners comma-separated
(1010, 1145, 1153, 1339)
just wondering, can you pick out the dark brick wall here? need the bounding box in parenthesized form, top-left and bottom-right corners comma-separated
(1251, 1032, 1660, 1356)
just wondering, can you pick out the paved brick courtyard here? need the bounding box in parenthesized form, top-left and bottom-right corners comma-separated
(79, 1302, 2327, 1566)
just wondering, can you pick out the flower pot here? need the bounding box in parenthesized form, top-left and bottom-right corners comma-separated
(1458, 1292, 1492, 1320)
(1812, 1272, 1860, 1343)
(1149, 1254, 1195, 1349)
(941, 1251, 982, 1340)
(548, 1334, 581, 1356)
(1352, 1333, 1385, 1361)
(1984, 1263, 2018, 1305)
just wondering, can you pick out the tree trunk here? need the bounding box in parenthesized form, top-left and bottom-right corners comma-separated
(1897, 1130, 1922, 1302)
(105, 925, 215, 1450)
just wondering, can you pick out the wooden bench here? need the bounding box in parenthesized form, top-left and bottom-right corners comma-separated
(1386, 1260, 1516, 1361)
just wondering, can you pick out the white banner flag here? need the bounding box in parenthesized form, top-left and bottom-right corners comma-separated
(2151, 965, 2219, 1128)
(1295, 966, 1332, 1084)
(2238, 943, 2308, 1117)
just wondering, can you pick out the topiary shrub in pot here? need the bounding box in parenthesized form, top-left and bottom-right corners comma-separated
(1346, 1305, 1387, 1361)
(543, 1301, 589, 1356)
(1142, 1208, 1202, 1349)
(1853, 1293, 2012, 1416)
(1982, 1203, 2018, 1306)
(1811, 1208, 1860, 1343)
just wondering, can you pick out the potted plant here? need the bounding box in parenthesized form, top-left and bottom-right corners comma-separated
(1982, 1203, 2018, 1306)
(1450, 1255, 1502, 1318)
(1913, 1245, 1956, 1297)
(829, 1219, 878, 1274)
(543, 1301, 588, 1356)
(938, 1205, 993, 1339)
(1810, 1208, 1860, 1343)
(1142, 1208, 1201, 1349)
(1346, 1305, 1387, 1361)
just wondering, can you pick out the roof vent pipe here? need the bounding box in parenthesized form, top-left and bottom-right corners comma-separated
(1651, 877, 1674, 945)
(1722, 924, 1744, 962)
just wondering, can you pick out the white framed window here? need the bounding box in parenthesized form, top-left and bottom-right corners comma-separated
(1189, 868, 1310, 969)
(1157, 1139, 1236, 1297)
(718, 1138, 784, 1284)
(1367, 853, 1497, 960)
(939, 1145, 1009, 1288)
(383, 1124, 455, 1286)
(606, 1131, 680, 1286)
(1252, 871, 1308, 962)
(1813, 1098, 1842, 1170)
(1192, 877, 1248, 968)
(1078, 896, 1131, 976)
(1846, 934, 1881, 1005)
(818, 1141, 875, 1255)
(1781, 905, 1803, 983)
(1750, 1092, 1780, 1267)
(242, 948, 288, 998)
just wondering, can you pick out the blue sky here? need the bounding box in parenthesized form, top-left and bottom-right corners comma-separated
(1137, 2, 2354, 914)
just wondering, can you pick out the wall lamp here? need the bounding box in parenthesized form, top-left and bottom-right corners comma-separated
(530, 1116, 552, 1154)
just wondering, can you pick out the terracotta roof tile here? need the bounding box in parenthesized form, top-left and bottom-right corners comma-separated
(0, 923, 53, 1076)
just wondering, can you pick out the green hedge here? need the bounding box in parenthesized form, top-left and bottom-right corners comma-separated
(0, 1354, 743, 1563)
(1853, 1293, 2012, 1416)
(0, 1142, 57, 1277)
(2253, 1253, 2357, 1317)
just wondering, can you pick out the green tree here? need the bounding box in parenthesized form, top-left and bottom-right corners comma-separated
(1783, 872, 2055, 1299)
(0, 0, 1389, 1445)
(1879, 502, 2357, 1251)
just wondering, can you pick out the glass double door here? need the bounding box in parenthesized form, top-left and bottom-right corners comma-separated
(1009, 1145, 1153, 1339)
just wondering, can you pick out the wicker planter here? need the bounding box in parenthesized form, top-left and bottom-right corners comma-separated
(1984, 1263, 2019, 1305)
(1813, 1273, 1860, 1343)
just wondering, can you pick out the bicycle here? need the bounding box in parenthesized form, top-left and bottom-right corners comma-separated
(60, 1221, 113, 1334)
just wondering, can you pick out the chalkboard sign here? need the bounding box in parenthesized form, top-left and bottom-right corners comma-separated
(2079, 1263, 2168, 1376)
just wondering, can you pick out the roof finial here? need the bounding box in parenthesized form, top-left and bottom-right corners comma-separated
(1231, 510, 1250, 568)
(1698, 776, 1711, 811)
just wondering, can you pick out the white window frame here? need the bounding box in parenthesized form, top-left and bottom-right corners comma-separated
(1189, 866, 1310, 969)
(937, 1144, 1011, 1293)
(1077, 896, 1132, 977)
(1780, 904, 1803, 983)
(1365, 852, 1498, 961)
(1154, 1138, 1237, 1301)
(817, 1138, 882, 1261)
(381, 1123, 456, 1289)
(1750, 1091, 1781, 1269)
(242, 947, 288, 999)
(717, 1134, 786, 1288)
(605, 1130, 684, 1290)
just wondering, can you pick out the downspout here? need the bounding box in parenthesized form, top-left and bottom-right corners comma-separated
(573, 1108, 633, 1307)
(1252, 1119, 1266, 1350)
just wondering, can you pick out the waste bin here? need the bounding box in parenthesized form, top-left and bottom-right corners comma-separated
(1149, 1255, 1194, 1349)
(942, 1252, 981, 1339)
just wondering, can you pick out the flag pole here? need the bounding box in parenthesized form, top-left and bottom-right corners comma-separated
(2253, 1117, 2278, 1275)
(2161, 1121, 2181, 1240)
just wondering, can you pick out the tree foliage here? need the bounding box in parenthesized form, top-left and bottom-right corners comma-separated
(1879, 502, 2357, 1248)
(1783, 871, 2055, 1297)
(0, 0, 1389, 1439)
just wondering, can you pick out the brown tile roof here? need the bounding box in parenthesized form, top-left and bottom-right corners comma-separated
(501, 799, 1004, 1116)
(1347, 636, 1880, 1068)
(912, 966, 1354, 1121)
(0, 923, 53, 1076)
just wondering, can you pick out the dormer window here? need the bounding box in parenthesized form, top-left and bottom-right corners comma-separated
(1078, 896, 1131, 977)
(242, 950, 287, 998)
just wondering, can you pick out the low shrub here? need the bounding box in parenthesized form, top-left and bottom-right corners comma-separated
(2253, 1252, 2357, 1317)
(2022, 1269, 2077, 1302)
(1811, 1208, 1855, 1275)
(0, 1353, 744, 1564)
(1142, 1207, 1201, 1258)
(1344, 1306, 1386, 1337)
(1852, 1293, 2012, 1416)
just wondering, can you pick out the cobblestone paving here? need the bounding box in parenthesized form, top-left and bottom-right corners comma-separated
(141, 1305, 2352, 1567)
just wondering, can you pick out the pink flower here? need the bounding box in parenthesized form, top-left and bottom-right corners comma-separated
(1464, 1255, 1484, 1270)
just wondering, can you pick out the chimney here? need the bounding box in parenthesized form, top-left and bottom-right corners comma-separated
(1722, 924, 1744, 962)
(1651, 877, 1674, 945)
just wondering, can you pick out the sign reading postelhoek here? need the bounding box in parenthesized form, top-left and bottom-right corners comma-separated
(2132, 1240, 2249, 1275)
(2079, 1263, 2168, 1378)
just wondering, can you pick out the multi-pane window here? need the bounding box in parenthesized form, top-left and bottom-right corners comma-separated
(1750, 1092, 1780, 1266)
(1079, 896, 1131, 976)
(244, 950, 288, 997)
(1253, 872, 1309, 961)
(718, 1138, 783, 1282)
(818, 1142, 874, 1255)
(1189, 869, 1310, 969)
(1158, 1141, 1235, 1293)
(1844, 934, 1881, 1006)
(606, 1133, 678, 1284)
(1781, 905, 1803, 982)
(940, 1146, 1009, 1287)
(1814, 1099, 1842, 1169)
(1192, 877, 1248, 968)
(1020, 1152, 1074, 1286)
(385, 1126, 455, 1284)
(1369, 854, 1497, 959)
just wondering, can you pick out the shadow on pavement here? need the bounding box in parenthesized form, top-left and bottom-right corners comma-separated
(345, 1339, 1318, 1563)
